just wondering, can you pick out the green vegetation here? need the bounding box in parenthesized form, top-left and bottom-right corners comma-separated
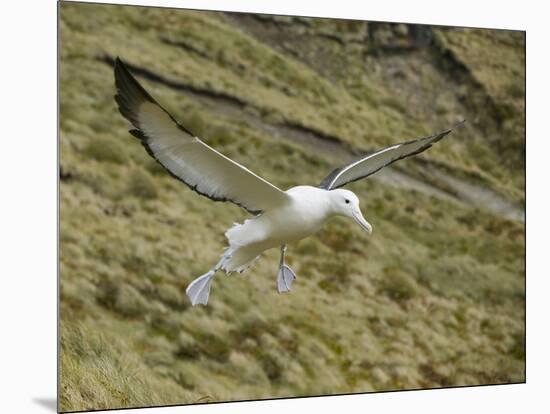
(60, 3, 525, 412)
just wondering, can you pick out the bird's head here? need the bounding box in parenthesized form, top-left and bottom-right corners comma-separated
(328, 189, 372, 234)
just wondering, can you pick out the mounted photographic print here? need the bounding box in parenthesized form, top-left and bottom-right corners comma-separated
(59, 1, 525, 412)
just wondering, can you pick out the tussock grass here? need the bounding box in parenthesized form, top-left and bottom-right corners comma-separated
(84, 137, 127, 164)
(126, 169, 158, 200)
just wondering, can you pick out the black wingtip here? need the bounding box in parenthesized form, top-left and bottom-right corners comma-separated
(114, 56, 123, 75)
(436, 120, 466, 142)
(114, 57, 135, 92)
(113, 56, 159, 131)
(114, 56, 131, 78)
(455, 119, 467, 129)
(112, 57, 197, 139)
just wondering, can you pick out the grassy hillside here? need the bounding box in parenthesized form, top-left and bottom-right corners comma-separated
(59, 2, 525, 412)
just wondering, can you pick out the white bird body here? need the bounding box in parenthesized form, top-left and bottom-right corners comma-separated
(113, 57, 462, 306)
(224, 186, 335, 272)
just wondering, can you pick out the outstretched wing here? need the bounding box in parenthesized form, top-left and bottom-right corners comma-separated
(114, 57, 290, 215)
(319, 123, 463, 190)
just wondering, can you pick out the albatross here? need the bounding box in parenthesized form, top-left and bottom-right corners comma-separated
(113, 57, 462, 306)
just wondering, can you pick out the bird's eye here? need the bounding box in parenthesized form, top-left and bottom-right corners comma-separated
(345, 199, 350, 204)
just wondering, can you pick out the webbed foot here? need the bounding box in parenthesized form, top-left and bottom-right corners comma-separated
(277, 264, 297, 293)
